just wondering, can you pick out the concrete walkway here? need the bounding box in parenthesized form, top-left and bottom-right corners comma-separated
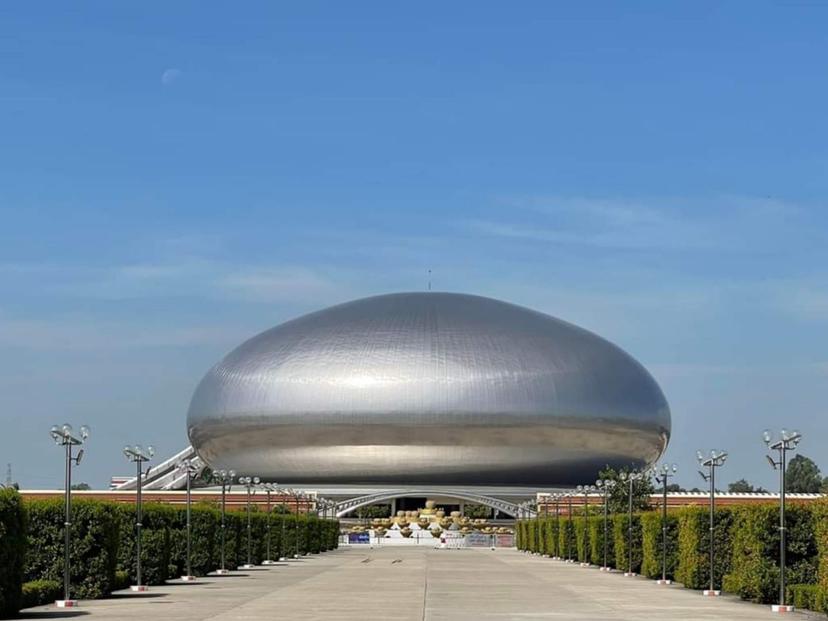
(20, 547, 804, 620)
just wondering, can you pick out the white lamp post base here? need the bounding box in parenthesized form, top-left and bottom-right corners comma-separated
(702, 589, 721, 597)
(657, 579, 672, 585)
(623, 572, 637, 577)
(771, 604, 795, 613)
(130, 585, 149, 592)
(579, 562, 591, 567)
(55, 600, 79, 608)
(599, 566, 612, 572)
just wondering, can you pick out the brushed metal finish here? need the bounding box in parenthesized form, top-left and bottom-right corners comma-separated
(187, 292, 670, 486)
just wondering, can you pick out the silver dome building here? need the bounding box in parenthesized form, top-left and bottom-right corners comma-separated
(187, 292, 670, 486)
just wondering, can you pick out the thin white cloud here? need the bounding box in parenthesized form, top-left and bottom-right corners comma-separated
(468, 195, 817, 252)
(0, 313, 241, 351)
(161, 68, 182, 85)
(218, 266, 346, 303)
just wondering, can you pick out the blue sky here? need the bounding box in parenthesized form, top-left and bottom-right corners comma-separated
(1, 2, 827, 489)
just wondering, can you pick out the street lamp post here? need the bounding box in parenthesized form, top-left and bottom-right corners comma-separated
(595, 479, 615, 572)
(293, 489, 302, 559)
(566, 492, 574, 563)
(262, 483, 278, 565)
(279, 491, 288, 562)
(123, 444, 154, 592)
(763, 429, 802, 614)
(177, 459, 199, 581)
(576, 485, 595, 566)
(553, 494, 561, 560)
(212, 469, 236, 575)
(50, 423, 90, 608)
(697, 449, 728, 596)
(654, 463, 678, 585)
(619, 469, 650, 577)
(239, 476, 261, 569)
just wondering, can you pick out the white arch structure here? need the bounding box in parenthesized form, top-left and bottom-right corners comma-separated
(332, 488, 536, 519)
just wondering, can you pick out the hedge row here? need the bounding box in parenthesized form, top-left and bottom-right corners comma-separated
(0, 490, 339, 618)
(0, 489, 26, 618)
(519, 499, 828, 612)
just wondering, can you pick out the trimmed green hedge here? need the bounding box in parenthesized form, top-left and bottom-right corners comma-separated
(786, 584, 827, 613)
(20, 580, 61, 609)
(559, 518, 576, 561)
(613, 513, 642, 573)
(724, 503, 817, 604)
(588, 515, 614, 567)
(0, 488, 26, 618)
(813, 498, 828, 592)
(9, 496, 339, 611)
(641, 511, 678, 580)
(24, 498, 120, 600)
(519, 499, 827, 611)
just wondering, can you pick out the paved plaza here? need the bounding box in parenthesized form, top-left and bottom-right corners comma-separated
(21, 547, 804, 620)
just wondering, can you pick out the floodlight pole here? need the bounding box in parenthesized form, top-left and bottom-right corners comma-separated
(263, 485, 274, 564)
(764, 429, 802, 613)
(211, 469, 235, 574)
(176, 459, 198, 581)
(294, 490, 301, 558)
(123, 444, 154, 592)
(697, 450, 727, 596)
(185, 464, 192, 578)
(596, 479, 614, 571)
(619, 469, 650, 576)
(239, 476, 261, 568)
(279, 494, 287, 561)
(627, 477, 634, 574)
(50, 423, 90, 607)
(654, 464, 678, 584)
(554, 495, 561, 559)
(567, 493, 574, 562)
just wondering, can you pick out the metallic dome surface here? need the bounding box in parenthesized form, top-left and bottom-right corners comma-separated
(187, 292, 670, 486)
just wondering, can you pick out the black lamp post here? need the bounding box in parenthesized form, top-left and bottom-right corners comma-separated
(212, 469, 236, 574)
(279, 492, 288, 562)
(595, 479, 615, 571)
(763, 429, 802, 614)
(619, 468, 650, 577)
(239, 476, 261, 568)
(123, 444, 154, 592)
(262, 483, 278, 565)
(566, 492, 574, 563)
(576, 485, 595, 566)
(293, 489, 302, 558)
(177, 459, 199, 581)
(654, 463, 678, 585)
(50, 423, 90, 608)
(553, 494, 561, 560)
(697, 449, 727, 596)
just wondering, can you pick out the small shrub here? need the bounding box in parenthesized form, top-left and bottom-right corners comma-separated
(786, 584, 826, 613)
(20, 580, 61, 609)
